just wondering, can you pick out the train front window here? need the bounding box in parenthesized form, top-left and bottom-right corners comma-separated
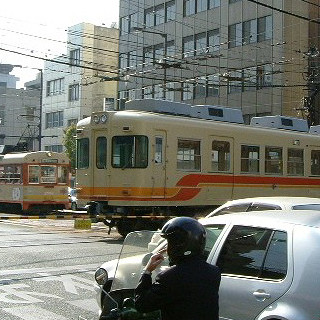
(112, 135, 148, 168)
(57, 166, 68, 184)
(96, 137, 107, 169)
(40, 166, 57, 183)
(29, 165, 40, 184)
(77, 138, 89, 169)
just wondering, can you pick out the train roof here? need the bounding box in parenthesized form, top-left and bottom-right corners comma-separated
(0, 151, 69, 163)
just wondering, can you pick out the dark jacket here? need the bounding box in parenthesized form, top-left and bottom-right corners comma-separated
(135, 256, 221, 320)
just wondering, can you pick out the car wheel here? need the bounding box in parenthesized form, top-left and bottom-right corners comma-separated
(71, 202, 77, 211)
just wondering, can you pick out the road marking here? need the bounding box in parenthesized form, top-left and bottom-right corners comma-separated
(35, 274, 95, 294)
(2, 305, 69, 320)
(0, 263, 99, 276)
(0, 284, 62, 304)
(68, 298, 100, 313)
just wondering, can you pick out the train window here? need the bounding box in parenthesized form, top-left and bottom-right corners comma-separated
(40, 166, 57, 183)
(241, 145, 259, 173)
(29, 165, 40, 184)
(77, 138, 89, 169)
(211, 140, 230, 172)
(96, 137, 107, 169)
(155, 137, 163, 164)
(57, 166, 68, 184)
(311, 150, 320, 176)
(287, 148, 304, 176)
(265, 146, 283, 175)
(112, 135, 148, 168)
(177, 139, 201, 171)
(0, 165, 22, 184)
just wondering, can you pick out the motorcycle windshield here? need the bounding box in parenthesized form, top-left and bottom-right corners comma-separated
(111, 230, 169, 291)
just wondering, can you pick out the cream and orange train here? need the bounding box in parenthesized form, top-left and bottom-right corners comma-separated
(0, 151, 70, 213)
(75, 99, 320, 235)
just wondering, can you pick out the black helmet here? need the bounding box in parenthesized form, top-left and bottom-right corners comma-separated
(161, 217, 206, 265)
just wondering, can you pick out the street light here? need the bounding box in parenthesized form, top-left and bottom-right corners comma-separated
(133, 27, 168, 99)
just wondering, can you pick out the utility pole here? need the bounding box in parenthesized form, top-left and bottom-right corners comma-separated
(38, 69, 43, 150)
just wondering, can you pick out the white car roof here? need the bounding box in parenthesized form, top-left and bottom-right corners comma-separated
(201, 209, 320, 229)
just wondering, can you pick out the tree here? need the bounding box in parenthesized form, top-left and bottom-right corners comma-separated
(63, 123, 76, 171)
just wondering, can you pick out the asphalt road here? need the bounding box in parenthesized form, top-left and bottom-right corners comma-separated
(0, 218, 123, 320)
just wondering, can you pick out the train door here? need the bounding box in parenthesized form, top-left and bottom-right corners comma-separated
(93, 132, 109, 201)
(151, 131, 167, 199)
(207, 136, 234, 202)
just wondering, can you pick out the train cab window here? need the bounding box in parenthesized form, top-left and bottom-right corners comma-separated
(265, 146, 283, 175)
(311, 150, 320, 176)
(29, 165, 40, 184)
(211, 140, 230, 172)
(177, 139, 201, 171)
(96, 137, 107, 169)
(241, 145, 259, 173)
(155, 137, 163, 164)
(287, 148, 304, 176)
(40, 166, 56, 183)
(77, 138, 89, 169)
(57, 166, 68, 184)
(0, 165, 22, 183)
(112, 135, 148, 168)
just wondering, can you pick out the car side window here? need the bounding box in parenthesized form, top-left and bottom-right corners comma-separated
(248, 203, 282, 211)
(217, 226, 287, 280)
(203, 225, 225, 258)
(214, 203, 251, 216)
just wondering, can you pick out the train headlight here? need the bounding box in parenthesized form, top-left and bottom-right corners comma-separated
(93, 115, 100, 124)
(100, 114, 108, 123)
(95, 268, 108, 285)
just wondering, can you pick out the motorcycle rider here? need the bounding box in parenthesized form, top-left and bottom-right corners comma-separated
(135, 217, 221, 320)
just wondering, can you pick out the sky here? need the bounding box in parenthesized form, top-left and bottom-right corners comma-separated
(0, 0, 120, 88)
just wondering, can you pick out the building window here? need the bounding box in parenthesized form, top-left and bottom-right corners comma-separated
(67, 119, 78, 126)
(183, 35, 194, 58)
(241, 145, 259, 173)
(243, 67, 256, 91)
(120, 16, 130, 35)
(166, 1, 176, 21)
(0, 108, 4, 126)
(195, 32, 207, 55)
(145, 8, 154, 27)
(69, 49, 80, 66)
(208, 29, 220, 52)
(197, 0, 208, 12)
(104, 98, 115, 110)
(211, 140, 230, 172)
(243, 19, 257, 44)
(184, 0, 196, 16)
(229, 23, 242, 48)
(46, 78, 64, 96)
(265, 146, 283, 175)
(195, 77, 206, 98)
(45, 111, 63, 128)
(207, 74, 219, 96)
(227, 70, 243, 93)
(69, 84, 79, 101)
(129, 12, 138, 32)
(166, 82, 175, 101)
(44, 145, 63, 153)
(177, 139, 201, 171)
(155, 4, 165, 25)
(257, 64, 273, 89)
(182, 82, 194, 100)
(258, 16, 272, 42)
(209, 0, 220, 8)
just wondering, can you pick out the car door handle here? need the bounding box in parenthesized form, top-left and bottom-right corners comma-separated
(253, 290, 271, 301)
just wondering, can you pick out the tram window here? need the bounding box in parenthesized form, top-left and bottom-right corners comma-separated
(112, 135, 148, 168)
(155, 137, 163, 164)
(29, 165, 40, 184)
(177, 139, 201, 171)
(211, 140, 230, 172)
(241, 145, 259, 173)
(77, 138, 89, 169)
(287, 148, 304, 176)
(311, 150, 320, 176)
(57, 166, 68, 184)
(40, 166, 57, 183)
(96, 137, 107, 169)
(265, 146, 283, 175)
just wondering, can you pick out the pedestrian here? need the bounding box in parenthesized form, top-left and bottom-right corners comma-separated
(135, 217, 221, 320)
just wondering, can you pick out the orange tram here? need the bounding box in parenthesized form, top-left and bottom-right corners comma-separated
(0, 151, 70, 213)
(75, 99, 320, 236)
